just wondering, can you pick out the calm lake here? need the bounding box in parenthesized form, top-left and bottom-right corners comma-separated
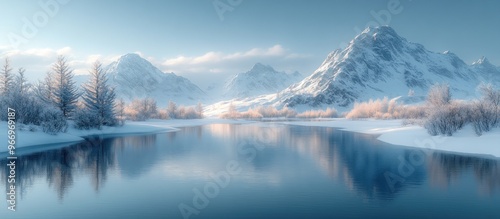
(1, 123, 500, 219)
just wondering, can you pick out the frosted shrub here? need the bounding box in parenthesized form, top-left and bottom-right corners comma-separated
(176, 105, 201, 119)
(74, 108, 100, 130)
(424, 102, 469, 136)
(296, 108, 337, 118)
(470, 100, 496, 136)
(124, 98, 159, 121)
(156, 109, 169, 120)
(40, 107, 68, 135)
(346, 97, 401, 119)
(240, 108, 263, 119)
(427, 84, 451, 107)
(220, 105, 338, 119)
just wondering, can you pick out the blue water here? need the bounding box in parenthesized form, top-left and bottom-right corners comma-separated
(1, 123, 500, 219)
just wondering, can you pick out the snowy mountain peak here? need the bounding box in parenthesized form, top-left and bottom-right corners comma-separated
(104, 53, 204, 106)
(361, 25, 399, 37)
(120, 52, 142, 60)
(351, 26, 403, 47)
(472, 56, 492, 66)
(114, 53, 153, 69)
(279, 26, 489, 108)
(249, 63, 275, 73)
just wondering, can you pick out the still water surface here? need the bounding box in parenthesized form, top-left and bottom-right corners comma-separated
(1, 123, 500, 219)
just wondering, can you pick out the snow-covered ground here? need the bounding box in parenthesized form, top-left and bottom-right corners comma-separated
(280, 119, 500, 158)
(0, 119, 254, 154)
(1, 118, 498, 158)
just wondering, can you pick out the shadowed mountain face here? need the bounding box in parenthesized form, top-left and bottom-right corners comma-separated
(278, 26, 500, 108)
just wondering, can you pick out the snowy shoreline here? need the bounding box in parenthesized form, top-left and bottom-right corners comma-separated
(0, 119, 255, 155)
(1, 118, 499, 158)
(280, 118, 500, 159)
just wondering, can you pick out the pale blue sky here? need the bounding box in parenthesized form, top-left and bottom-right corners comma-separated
(1, 0, 499, 87)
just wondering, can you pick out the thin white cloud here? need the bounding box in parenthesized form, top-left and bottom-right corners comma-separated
(158, 45, 313, 90)
(0, 46, 118, 79)
(161, 44, 310, 74)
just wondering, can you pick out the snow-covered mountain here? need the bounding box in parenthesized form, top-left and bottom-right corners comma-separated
(205, 26, 499, 115)
(104, 53, 204, 106)
(279, 26, 498, 108)
(471, 56, 500, 85)
(224, 63, 303, 98)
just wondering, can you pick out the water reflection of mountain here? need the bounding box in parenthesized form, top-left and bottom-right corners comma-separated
(283, 126, 500, 199)
(428, 153, 500, 195)
(207, 124, 500, 200)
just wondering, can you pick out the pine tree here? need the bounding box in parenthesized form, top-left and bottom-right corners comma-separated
(51, 56, 79, 118)
(0, 58, 13, 95)
(82, 61, 117, 126)
(14, 68, 28, 94)
(37, 71, 55, 104)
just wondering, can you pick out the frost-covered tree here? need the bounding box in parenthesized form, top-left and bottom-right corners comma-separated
(479, 84, 500, 125)
(0, 58, 13, 95)
(81, 61, 117, 127)
(167, 101, 177, 119)
(36, 71, 55, 104)
(14, 68, 29, 94)
(427, 83, 451, 107)
(124, 98, 158, 121)
(49, 56, 79, 118)
(9, 68, 37, 124)
(115, 98, 126, 125)
(195, 102, 204, 118)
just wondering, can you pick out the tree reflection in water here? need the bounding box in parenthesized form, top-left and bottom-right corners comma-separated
(0, 134, 157, 200)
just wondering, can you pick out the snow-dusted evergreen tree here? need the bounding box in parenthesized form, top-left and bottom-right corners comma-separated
(36, 71, 55, 104)
(0, 58, 13, 95)
(50, 56, 79, 118)
(14, 68, 29, 94)
(81, 61, 117, 127)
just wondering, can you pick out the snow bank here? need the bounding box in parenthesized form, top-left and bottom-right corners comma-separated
(0, 119, 254, 154)
(281, 119, 500, 158)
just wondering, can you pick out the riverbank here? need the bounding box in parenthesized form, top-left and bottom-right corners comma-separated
(0, 119, 255, 154)
(280, 118, 500, 158)
(1, 118, 499, 158)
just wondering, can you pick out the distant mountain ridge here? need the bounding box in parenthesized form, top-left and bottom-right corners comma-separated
(224, 63, 303, 98)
